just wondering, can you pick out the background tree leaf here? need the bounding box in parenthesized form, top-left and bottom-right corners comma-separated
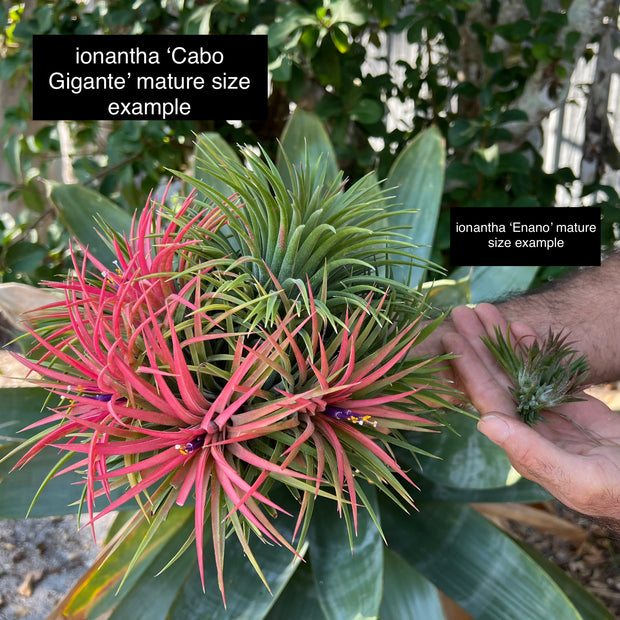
(49, 183, 133, 266)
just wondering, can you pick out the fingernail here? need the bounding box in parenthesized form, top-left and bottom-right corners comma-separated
(477, 414, 510, 443)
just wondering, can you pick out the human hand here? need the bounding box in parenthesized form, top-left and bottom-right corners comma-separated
(442, 303, 620, 521)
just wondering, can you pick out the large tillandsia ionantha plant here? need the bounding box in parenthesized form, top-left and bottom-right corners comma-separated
(10, 144, 456, 600)
(0, 112, 614, 619)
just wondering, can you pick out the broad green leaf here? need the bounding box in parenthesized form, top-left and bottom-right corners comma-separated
(108, 528, 197, 620)
(0, 446, 86, 518)
(450, 264, 538, 303)
(387, 127, 445, 287)
(524, 0, 542, 19)
(266, 560, 326, 620)
(351, 98, 384, 125)
(382, 501, 605, 620)
(0, 388, 53, 440)
(54, 507, 195, 620)
(192, 132, 241, 200)
(184, 4, 216, 34)
(267, 7, 316, 49)
(380, 549, 446, 620)
(168, 531, 306, 619)
(415, 475, 551, 504)
(57, 487, 307, 620)
(421, 272, 471, 312)
(277, 109, 338, 189)
(5, 241, 47, 273)
(49, 182, 133, 265)
(406, 412, 514, 489)
(309, 488, 383, 620)
(0, 388, 84, 519)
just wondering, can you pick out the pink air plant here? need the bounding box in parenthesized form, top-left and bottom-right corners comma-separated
(11, 188, 448, 601)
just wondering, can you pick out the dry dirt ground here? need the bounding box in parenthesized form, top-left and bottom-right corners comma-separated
(0, 355, 619, 619)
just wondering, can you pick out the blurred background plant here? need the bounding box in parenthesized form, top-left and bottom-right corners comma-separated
(1, 0, 619, 287)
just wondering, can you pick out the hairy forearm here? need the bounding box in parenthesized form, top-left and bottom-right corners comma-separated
(495, 253, 620, 384)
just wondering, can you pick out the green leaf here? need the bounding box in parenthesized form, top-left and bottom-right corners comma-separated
(448, 119, 479, 148)
(380, 549, 446, 620)
(387, 126, 445, 286)
(330, 25, 350, 53)
(56, 508, 195, 619)
(421, 272, 470, 312)
(166, 486, 307, 619)
(524, 0, 542, 19)
(0, 388, 88, 519)
(49, 182, 133, 266)
(267, 7, 316, 49)
(184, 4, 216, 34)
(309, 488, 383, 620)
(499, 109, 529, 124)
(328, 0, 368, 26)
(406, 411, 515, 489)
(0, 388, 55, 442)
(497, 151, 532, 174)
(383, 501, 605, 620)
(266, 560, 326, 620)
(192, 132, 241, 200)
(5, 241, 47, 273)
(312, 39, 341, 88)
(21, 185, 46, 213)
(450, 265, 538, 303)
(416, 475, 552, 504)
(168, 534, 306, 619)
(277, 109, 338, 189)
(56, 487, 307, 620)
(350, 98, 384, 125)
(471, 144, 499, 177)
(4, 134, 22, 181)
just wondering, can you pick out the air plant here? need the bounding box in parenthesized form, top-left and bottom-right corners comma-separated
(7, 141, 459, 601)
(482, 326, 590, 426)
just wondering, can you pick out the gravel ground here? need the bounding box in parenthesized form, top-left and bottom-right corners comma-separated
(0, 514, 114, 620)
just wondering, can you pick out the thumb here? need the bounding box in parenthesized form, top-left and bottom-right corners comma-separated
(477, 412, 567, 489)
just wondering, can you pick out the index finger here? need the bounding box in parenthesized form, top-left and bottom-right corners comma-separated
(442, 330, 516, 416)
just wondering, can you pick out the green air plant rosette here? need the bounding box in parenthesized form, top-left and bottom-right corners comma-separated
(482, 326, 590, 426)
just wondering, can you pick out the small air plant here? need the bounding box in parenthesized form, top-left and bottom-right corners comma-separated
(482, 326, 590, 426)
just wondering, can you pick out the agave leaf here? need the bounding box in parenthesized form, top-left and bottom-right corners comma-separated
(421, 272, 471, 313)
(0, 388, 87, 518)
(386, 127, 445, 287)
(380, 549, 446, 620)
(382, 500, 608, 620)
(277, 108, 338, 189)
(54, 490, 309, 620)
(52, 507, 195, 620)
(450, 264, 538, 303)
(49, 182, 133, 265)
(308, 486, 383, 620)
(404, 410, 514, 489)
(415, 474, 552, 504)
(265, 559, 326, 620)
